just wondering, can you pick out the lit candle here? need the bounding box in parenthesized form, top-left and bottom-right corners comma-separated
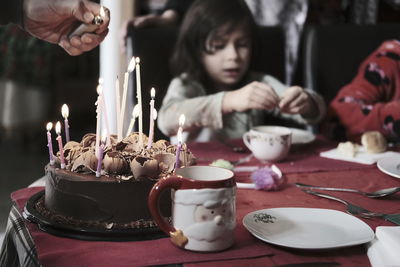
(95, 79, 103, 158)
(125, 104, 140, 137)
(175, 114, 185, 169)
(119, 56, 136, 141)
(55, 121, 66, 169)
(61, 104, 70, 142)
(46, 122, 55, 165)
(147, 88, 156, 149)
(135, 57, 143, 147)
(115, 76, 121, 140)
(96, 131, 107, 178)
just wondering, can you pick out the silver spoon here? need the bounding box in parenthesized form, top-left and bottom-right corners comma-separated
(295, 182, 400, 198)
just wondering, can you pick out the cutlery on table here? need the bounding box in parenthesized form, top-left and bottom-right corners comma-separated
(302, 190, 400, 226)
(295, 182, 400, 198)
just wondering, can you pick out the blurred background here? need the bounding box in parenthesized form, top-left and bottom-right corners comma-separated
(1, 0, 400, 245)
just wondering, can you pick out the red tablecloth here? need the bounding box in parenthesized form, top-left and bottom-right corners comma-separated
(191, 136, 377, 174)
(11, 138, 400, 266)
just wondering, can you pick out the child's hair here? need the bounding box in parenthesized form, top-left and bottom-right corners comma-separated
(170, 0, 257, 85)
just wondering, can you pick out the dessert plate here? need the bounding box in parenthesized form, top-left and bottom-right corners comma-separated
(23, 190, 167, 241)
(377, 157, 400, 179)
(243, 207, 374, 249)
(289, 128, 316, 144)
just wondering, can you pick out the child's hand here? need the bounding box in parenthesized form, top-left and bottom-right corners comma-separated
(222, 82, 279, 113)
(279, 86, 317, 117)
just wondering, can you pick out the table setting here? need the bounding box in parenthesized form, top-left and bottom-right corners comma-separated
(2, 124, 400, 267)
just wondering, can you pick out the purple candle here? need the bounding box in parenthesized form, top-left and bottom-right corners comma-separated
(61, 104, 70, 143)
(46, 122, 55, 165)
(96, 143, 104, 177)
(96, 133, 107, 177)
(55, 121, 65, 169)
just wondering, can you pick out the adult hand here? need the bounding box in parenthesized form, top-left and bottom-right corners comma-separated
(222, 81, 279, 113)
(24, 0, 110, 56)
(279, 86, 317, 117)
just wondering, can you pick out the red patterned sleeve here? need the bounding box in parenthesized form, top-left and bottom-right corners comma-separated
(326, 40, 400, 142)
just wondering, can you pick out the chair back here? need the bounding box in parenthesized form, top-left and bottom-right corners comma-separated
(303, 24, 400, 104)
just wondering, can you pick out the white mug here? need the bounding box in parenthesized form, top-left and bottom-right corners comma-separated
(243, 126, 292, 162)
(148, 166, 236, 252)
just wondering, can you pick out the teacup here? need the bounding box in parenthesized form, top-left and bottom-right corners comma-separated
(148, 166, 236, 252)
(243, 125, 292, 162)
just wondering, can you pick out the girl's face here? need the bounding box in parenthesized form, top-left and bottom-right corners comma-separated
(201, 23, 251, 90)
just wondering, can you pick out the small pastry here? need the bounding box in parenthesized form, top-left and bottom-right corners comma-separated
(361, 131, 387, 154)
(337, 141, 359, 158)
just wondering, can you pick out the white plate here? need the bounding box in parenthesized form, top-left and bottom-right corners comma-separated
(243, 207, 374, 249)
(377, 157, 400, 179)
(289, 128, 316, 144)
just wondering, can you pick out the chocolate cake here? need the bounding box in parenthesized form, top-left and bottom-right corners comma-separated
(41, 132, 195, 230)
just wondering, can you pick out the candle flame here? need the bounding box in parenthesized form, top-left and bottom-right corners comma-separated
(132, 104, 140, 118)
(150, 87, 156, 98)
(135, 57, 140, 64)
(153, 109, 158, 120)
(115, 77, 119, 89)
(46, 122, 53, 131)
(179, 114, 185, 127)
(55, 121, 62, 135)
(100, 5, 105, 17)
(127, 56, 136, 72)
(61, 104, 69, 118)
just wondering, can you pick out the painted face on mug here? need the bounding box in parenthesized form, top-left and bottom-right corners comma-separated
(201, 22, 251, 90)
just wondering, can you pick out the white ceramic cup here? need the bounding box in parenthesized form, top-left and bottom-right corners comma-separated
(148, 166, 236, 252)
(243, 125, 292, 162)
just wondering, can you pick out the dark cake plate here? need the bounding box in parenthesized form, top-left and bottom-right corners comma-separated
(23, 190, 167, 241)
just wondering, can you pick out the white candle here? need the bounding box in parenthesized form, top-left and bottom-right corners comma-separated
(147, 88, 156, 149)
(175, 114, 185, 169)
(115, 77, 121, 141)
(99, 91, 111, 146)
(55, 121, 66, 169)
(135, 57, 143, 147)
(119, 56, 136, 142)
(46, 122, 55, 165)
(96, 132, 107, 177)
(125, 104, 140, 137)
(95, 79, 103, 158)
(61, 104, 70, 143)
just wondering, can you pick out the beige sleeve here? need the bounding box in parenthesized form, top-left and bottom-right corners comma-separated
(263, 75, 326, 125)
(157, 77, 225, 137)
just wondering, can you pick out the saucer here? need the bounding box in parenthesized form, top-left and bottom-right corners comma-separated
(377, 157, 400, 179)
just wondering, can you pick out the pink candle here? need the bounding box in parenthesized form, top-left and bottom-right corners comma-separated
(55, 121, 65, 169)
(147, 88, 156, 149)
(46, 122, 55, 165)
(61, 104, 70, 142)
(175, 114, 185, 169)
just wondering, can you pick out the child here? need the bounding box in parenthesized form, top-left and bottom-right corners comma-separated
(158, 0, 325, 142)
(324, 39, 400, 143)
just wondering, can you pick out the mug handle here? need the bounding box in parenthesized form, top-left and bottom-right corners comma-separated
(242, 132, 252, 150)
(148, 176, 188, 247)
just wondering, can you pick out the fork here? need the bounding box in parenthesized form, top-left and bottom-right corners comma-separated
(302, 190, 385, 218)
